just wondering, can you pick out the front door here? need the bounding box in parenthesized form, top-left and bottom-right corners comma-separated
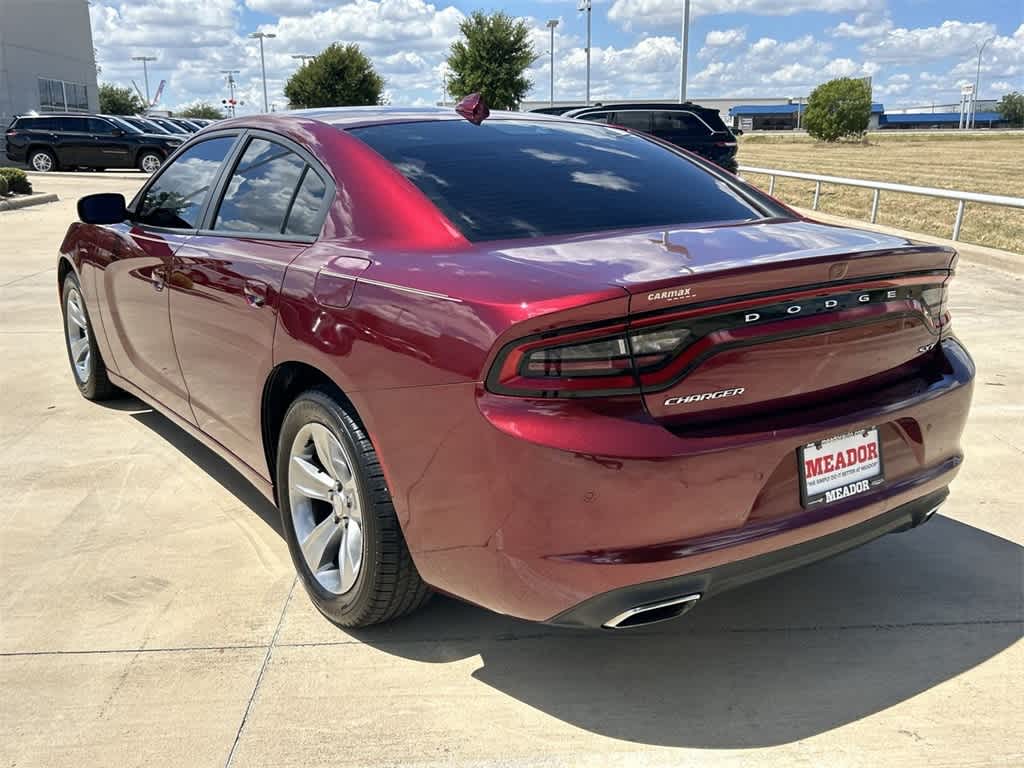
(169, 134, 331, 473)
(104, 134, 240, 421)
(83, 117, 132, 168)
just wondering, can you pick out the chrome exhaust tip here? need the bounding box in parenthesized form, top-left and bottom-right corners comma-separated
(603, 593, 701, 629)
(923, 504, 942, 522)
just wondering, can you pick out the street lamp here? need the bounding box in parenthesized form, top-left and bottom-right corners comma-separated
(546, 19, 559, 106)
(678, 0, 690, 102)
(971, 35, 996, 128)
(249, 32, 277, 113)
(577, 0, 591, 105)
(131, 55, 157, 105)
(291, 54, 315, 65)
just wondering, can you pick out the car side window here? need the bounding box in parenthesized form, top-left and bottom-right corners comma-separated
(63, 117, 88, 133)
(613, 111, 652, 131)
(136, 136, 236, 230)
(578, 112, 610, 123)
(213, 138, 308, 235)
(651, 111, 711, 136)
(283, 169, 328, 238)
(88, 118, 118, 135)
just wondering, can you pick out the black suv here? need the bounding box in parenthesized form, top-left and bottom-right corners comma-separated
(4, 114, 184, 173)
(562, 103, 739, 173)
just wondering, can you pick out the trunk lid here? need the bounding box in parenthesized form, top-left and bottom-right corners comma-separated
(490, 219, 955, 425)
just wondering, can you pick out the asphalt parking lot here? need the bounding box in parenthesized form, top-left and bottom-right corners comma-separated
(1, 173, 1022, 768)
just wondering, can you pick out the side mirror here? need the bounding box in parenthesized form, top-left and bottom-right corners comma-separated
(113, 128, 126, 136)
(78, 193, 128, 225)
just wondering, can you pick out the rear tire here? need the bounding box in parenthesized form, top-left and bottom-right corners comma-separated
(276, 389, 431, 628)
(29, 148, 57, 173)
(61, 273, 120, 400)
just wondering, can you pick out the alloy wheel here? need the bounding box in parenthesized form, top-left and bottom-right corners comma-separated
(141, 154, 162, 173)
(31, 152, 53, 172)
(65, 287, 91, 383)
(287, 422, 364, 595)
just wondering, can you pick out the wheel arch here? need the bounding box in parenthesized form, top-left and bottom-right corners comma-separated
(57, 255, 76, 294)
(260, 361, 361, 502)
(26, 143, 57, 168)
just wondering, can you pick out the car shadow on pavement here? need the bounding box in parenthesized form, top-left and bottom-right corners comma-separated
(346, 515, 1023, 749)
(102, 397, 282, 535)
(106, 395, 1022, 748)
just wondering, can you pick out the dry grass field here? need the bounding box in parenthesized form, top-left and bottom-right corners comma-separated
(738, 132, 1024, 253)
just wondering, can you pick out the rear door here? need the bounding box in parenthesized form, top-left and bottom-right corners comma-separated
(81, 117, 131, 167)
(54, 116, 94, 166)
(103, 134, 240, 420)
(169, 131, 333, 473)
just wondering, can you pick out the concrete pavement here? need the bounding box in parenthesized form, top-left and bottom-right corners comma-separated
(1, 173, 1021, 767)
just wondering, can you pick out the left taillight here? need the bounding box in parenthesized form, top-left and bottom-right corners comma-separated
(487, 325, 692, 397)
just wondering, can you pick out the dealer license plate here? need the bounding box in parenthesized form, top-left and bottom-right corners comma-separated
(799, 428, 884, 507)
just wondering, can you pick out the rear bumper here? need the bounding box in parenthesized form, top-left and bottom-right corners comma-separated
(359, 338, 974, 624)
(549, 487, 948, 628)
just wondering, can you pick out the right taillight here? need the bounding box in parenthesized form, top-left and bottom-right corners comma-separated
(921, 282, 951, 337)
(488, 325, 694, 397)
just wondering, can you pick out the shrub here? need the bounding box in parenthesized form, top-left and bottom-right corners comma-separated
(0, 167, 32, 194)
(803, 78, 872, 142)
(0, 176, 8, 196)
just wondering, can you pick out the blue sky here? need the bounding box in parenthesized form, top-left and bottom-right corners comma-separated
(89, 0, 1023, 113)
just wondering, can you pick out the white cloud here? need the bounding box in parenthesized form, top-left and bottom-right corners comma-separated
(705, 28, 746, 47)
(860, 20, 997, 64)
(830, 11, 893, 39)
(609, 0, 875, 29)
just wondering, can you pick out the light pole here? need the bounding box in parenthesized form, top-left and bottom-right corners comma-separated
(221, 69, 240, 117)
(577, 0, 591, 105)
(132, 55, 157, 105)
(971, 36, 995, 128)
(291, 54, 315, 65)
(249, 32, 277, 113)
(546, 19, 559, 105)
(678, 0, 690, 102)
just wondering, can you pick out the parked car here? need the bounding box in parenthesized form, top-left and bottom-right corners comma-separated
(563, 102, 739, 173)
(60, 105, 973, 630)
(119, 115, 173, 134)
(5, 113, 183, 172)
(144, 115, 191, 135)
(167, 117, 203, 132)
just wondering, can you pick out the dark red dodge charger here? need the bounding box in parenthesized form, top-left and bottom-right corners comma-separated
(59, 104, 974, 630)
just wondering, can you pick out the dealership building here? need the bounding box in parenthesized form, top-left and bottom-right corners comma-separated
(0, 0, 99, 132)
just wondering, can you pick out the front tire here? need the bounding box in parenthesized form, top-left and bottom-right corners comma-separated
(276, 389, 431, 628)
(137, 151, 163, 174)
(61, 273, 120, 400)
(29, 148, 57, 173)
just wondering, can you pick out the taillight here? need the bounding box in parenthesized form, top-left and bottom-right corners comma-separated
(921, 283, 951, 337)
(488, 325, 693, 397)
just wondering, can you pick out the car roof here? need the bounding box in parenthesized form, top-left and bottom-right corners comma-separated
(563, 102, 721, 116)
(279, 105, 569, 130)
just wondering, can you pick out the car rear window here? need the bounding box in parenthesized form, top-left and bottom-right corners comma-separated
(350, 119, 765, 242)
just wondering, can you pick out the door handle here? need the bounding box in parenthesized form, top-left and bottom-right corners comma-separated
(243, 279, 269, 308)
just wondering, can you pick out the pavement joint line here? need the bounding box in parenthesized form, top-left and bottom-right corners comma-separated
(0, 267, 55, 289)
(0, 643, 270, 658)
(224, 576, 298, 768)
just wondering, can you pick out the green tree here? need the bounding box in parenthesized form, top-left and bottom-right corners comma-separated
(98, 83, 145, 115)
(179, 102, 223, 120)
(283, 44, 384, 109)
(446, 11, 535, 111)
(996, 91, 1024, 127)
(803, 77, 872, 142)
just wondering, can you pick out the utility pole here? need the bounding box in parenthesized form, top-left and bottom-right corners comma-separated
(221, 69, 240, 117)
(678, 0, 690, 102)
(249, 32, 277, 113)
(132, 55, 157, 105)
(546, 19, 559, 106)
(971, 36, 995, 128)
(578, 0, 591, 105)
